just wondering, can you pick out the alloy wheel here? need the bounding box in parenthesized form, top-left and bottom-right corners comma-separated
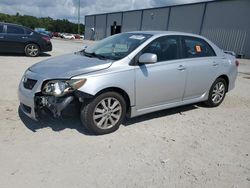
(212, 81, 225, 104)
(27, 44, 39, 56)
(93, 97, 122, 129)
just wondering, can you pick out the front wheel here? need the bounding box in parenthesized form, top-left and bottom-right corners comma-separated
(80, 92, 126, 135)
(204, 78, 227, 107)
(24, 43, 40, 57)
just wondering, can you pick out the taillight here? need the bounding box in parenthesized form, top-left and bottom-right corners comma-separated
(235, 60, 239, 67)
(42, 36, 50, 43)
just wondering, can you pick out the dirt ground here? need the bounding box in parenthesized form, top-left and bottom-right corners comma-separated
(0, 39, 249, 188)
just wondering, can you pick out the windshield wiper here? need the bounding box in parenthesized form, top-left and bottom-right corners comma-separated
(84, 51, 108, 60)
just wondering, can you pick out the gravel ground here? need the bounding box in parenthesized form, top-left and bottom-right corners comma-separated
(0, 39, 249, 188)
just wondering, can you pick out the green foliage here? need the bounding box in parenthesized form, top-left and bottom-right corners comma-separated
(0, 12, 85, 34)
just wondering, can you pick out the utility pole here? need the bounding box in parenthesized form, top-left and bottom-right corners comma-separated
(78, 0, 80, 34)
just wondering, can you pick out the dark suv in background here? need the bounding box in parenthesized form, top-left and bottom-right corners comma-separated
(0, 22, 52, 57)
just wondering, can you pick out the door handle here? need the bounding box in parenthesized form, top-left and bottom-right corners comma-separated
(22, 36, 28, 39)
(177, 65, 186, 71)
(0, 36, 4, 39)
(213, 62, 219, 66)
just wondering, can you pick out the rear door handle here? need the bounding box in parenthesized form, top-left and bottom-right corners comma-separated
(177, 65, 186, 71)
(213, 62, 219, 66)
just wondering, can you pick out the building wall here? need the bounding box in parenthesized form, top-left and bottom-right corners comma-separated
(85, 0, 250, 58)
(201, 0, 250, 58)
(95, 14, 107, 40)
(122, 11, 142, 32)
(141, 8, 169, 31)
(84, 16, 95, 40)
(168, 4, 204, 34)
(106, 13, 122, 37)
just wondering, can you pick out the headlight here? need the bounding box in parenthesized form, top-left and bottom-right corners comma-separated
(42, 79, 86, 97)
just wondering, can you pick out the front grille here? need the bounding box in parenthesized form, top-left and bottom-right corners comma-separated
(21, 103, 31, 114)
(23, 78, 37, 90)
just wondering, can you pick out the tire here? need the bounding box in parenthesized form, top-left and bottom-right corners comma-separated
(24, 43, 40, 57)
(80, 92, 126, 135)
(204, 78, 227, 107)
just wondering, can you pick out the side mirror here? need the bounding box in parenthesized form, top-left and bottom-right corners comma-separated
(138, 53, 157, 64)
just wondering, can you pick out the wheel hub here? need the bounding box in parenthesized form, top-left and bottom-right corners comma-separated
(93, 97, 122, 129)
(212, 82, 225, 104)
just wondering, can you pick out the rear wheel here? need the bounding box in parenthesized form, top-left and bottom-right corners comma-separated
(80, 92, 126, 135)
(24, 43, 40, 57)
(204, 78, 227, 107)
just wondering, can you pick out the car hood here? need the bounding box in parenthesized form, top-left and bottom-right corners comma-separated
(29, 53, 113, 78)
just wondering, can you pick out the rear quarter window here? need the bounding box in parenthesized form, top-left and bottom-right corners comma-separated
(25, 29, 33, 35)
(183, 36, 216, 58)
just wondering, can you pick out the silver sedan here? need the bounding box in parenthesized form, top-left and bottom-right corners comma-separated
(18, 31, 238, 134)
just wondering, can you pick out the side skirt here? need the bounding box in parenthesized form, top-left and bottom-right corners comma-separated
(130, 93, 208, 118)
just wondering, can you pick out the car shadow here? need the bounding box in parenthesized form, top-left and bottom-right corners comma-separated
(18, 106, 93, 135)
(19, 103, 201, 135)
(0, 52, 51, 57)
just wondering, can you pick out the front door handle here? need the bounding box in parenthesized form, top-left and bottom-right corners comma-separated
(177, 65, 186, 71)
(0, 36, 4, 39)
(22, 36, 28, 39)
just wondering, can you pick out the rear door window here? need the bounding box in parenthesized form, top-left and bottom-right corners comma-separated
(183, 36, 216, 58)
(7, 25, 25, 34)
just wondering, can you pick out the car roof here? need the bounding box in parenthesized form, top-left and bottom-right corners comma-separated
(0, 22, 22, 27)
(0, 22, 34, 31)
(126, 30, 205, 39)
(125, 30, 223, 57)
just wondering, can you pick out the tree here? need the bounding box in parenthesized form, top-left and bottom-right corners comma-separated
(0, 12, 85, 34)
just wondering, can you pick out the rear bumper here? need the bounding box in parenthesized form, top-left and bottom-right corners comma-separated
(41, 42, 52, 52)
(228, 67, 238, 92)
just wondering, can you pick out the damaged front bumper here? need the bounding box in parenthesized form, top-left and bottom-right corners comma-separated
(35, 94, 75, 118)
(18, 70, 92, 120)
(34, 90, 92, 118)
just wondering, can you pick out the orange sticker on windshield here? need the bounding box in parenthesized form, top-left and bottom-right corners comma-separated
(195, 45, 201, 52)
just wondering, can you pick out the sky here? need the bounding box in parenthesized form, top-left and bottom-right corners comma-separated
(0, 0, 212, 23)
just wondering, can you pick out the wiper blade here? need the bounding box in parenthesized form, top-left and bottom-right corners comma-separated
(94, 53, 107, 60)
(83, 51, 93, 57)
(75, 50, 85, 55)
(84, 51, 108, 60)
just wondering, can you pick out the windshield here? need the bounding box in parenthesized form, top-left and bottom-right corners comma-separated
(84, 33, 152, 60)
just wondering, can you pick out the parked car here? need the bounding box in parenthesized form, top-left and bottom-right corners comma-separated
(74, 34, 84, 40)
(62, 33, 75, 39)
(74, 34, 81, 39)
(59, 33, 65, 38)
(52, 32, 60, 37)
(0, 22, 52, 57)
(35, 28, 53, 38)
(18, 31, 238, 134)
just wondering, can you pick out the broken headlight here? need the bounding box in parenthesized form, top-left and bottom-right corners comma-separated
(42, 79, 86, 97)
